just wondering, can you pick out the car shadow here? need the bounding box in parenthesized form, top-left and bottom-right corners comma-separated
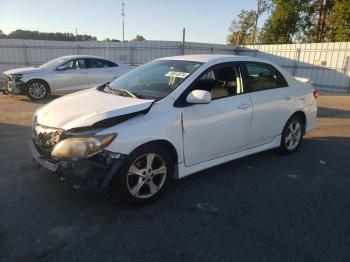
(18, 94, 62, 104)
(175, 135, 350, 189)
(1, 121, 349, 210)
(317, 106, 350, 119)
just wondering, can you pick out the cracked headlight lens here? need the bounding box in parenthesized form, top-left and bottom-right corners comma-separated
(11, 74, 23, 82)
(51, 134, 116, 160)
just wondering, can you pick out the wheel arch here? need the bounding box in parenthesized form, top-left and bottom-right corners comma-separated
(127, 139, 180, 178)
(131, 139, 179, 165)
(287, 110, 307, 134)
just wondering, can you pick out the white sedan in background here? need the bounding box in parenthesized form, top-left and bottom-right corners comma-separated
(30, 55, 317, 204)
(2, 55, 130, 100)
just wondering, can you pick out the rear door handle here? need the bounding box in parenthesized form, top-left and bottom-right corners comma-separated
(238, 103, 251, 110)
(284, 95, 292, 101)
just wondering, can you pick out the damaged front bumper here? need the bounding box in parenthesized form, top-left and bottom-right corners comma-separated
(2, 83, 26, 96)
(2, 76, 26, 95)
(29, 140, 127, 192)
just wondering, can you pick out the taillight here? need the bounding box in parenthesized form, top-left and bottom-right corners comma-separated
(313, 89, 318, 99)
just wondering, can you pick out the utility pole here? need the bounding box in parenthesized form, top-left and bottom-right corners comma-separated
(122, 1, 125, 42)
(182, 28, 186, 55)
(75, 27, 78, 42)
(253, 0, 262, 45)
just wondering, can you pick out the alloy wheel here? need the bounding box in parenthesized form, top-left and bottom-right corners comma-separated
(126, 153, 167, 199)
(285, 121, 302, 150)
(28, 82, 46, 99)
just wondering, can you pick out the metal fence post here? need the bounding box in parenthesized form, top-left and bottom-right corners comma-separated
(23, 44, 29, 65)
(130, 47, 135, 66)
(235, 44, 241, 55)
(347, 57, 350, 93)
(182, 28, 186, 55)
(292, 48, 301, 76)
(254, 47, 258, 57)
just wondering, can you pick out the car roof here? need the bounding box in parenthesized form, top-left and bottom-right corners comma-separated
(59, 55, 115, 61)
(156, 54, 269, 64)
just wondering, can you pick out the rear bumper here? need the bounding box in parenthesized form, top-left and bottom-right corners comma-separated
(305, 101, 318, 133)
(29, 140, 127, 192)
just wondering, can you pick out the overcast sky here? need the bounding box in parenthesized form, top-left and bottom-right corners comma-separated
(0, 0, 267, 44)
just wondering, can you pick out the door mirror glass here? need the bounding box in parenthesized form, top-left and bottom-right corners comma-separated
(186, 90, 211, 104)
(57, 65, 67, 71)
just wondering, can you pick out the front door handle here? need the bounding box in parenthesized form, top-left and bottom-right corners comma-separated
(238, 103, 251, 110)
(284, 95, 292, 101)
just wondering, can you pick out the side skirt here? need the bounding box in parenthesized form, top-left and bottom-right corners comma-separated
(177, 135, 281, 179)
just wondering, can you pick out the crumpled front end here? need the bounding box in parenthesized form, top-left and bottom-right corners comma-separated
(30, 123, 126, 192)
(2, 74, 27, 95)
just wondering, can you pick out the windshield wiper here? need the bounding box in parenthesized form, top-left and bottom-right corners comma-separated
(104, 84, 136, 98)
(121, 89, 137, 98)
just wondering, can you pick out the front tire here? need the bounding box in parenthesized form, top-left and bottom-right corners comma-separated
(113, 144, 173, 205)
(279, 115, 304, 154)
(26, 80, 49, 100)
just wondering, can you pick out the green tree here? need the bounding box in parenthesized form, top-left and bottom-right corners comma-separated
(259, 0, 309, 44)
(327, 0, 350, 41)
(302, 0, 335, 42)
(227, 9, 257, 45)
(133, 35, 146, 41)
(2, 29, 97, 41)
(0, 30, 6, 39)
(103, 38, 121, 42)
(252, 0, 273, 44)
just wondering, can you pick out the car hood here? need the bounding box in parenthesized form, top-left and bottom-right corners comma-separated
(4, 67, 44, 75)
(36, 88, 154, 130)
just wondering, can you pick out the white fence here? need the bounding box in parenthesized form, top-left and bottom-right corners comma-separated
(242, 42, 350, 93)
(0, 39, 233, 73)
(0, 39, 349, 92)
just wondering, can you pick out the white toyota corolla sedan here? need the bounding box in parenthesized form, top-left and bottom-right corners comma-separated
(30, 55, 317, 204)
(3, 55, 130, 100)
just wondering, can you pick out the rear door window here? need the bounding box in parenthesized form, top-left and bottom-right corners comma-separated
(86, 59, 117, 69)
(246, 63, 287, 92)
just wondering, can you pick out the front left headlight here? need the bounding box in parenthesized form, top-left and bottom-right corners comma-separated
(51, 134, 116, 160)
(10, 74, 23, 82)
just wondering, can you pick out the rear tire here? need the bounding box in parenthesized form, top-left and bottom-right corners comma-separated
(279, 115, 304, 154)
(26, 80, 49, 100)
(113, 144, 173, 205)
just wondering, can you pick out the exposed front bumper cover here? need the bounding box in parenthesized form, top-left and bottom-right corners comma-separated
(29, 140, 127, 192)
(2, 78, 26, 95)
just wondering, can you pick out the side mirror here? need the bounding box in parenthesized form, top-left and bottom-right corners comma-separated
(57, 65, 67, 71)
(186, 90, 211, 104)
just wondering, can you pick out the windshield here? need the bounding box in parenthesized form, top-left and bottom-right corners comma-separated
(108, 60, 203, 100)
(39, 57, 68, 69)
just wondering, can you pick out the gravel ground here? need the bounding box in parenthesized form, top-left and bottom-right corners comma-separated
(0, 92, 349, 262)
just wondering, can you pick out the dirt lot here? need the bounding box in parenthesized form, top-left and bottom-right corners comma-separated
(0, 92, 349, 262)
